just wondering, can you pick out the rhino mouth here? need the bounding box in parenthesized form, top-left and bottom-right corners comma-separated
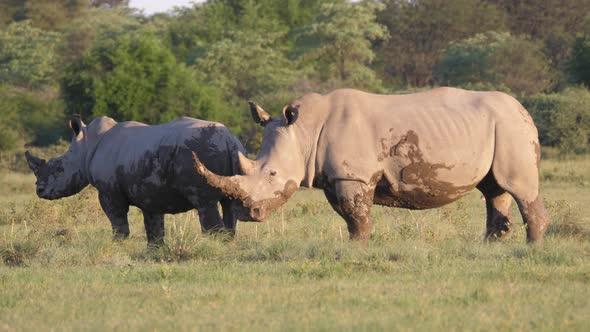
(36, 186, 58, 200)
(244, 180, 298, 220)
(221, 180, 298, 221)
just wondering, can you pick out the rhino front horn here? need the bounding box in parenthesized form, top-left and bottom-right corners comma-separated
(25, 151, 46, 174)
(191, 152, 248, 201)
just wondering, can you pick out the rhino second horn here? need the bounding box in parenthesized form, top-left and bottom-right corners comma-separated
(237, 151, 257, 175)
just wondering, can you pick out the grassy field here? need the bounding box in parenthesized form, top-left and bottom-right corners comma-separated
(1, 149, 589, 331)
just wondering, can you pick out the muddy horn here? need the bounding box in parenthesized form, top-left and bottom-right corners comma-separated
(25, 151, 46, 175)
(191, 152, 298, 221)
(191, 152, 251, 203)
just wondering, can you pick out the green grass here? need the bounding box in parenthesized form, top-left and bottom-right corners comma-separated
(1, 151, 589, 331)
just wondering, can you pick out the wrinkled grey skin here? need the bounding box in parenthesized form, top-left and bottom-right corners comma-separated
(194, 88, 551, 243)
(26, 116, 248, 246)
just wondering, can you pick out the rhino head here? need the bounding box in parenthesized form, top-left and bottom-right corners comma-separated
(26, 116, 90, 199)
(193, 101, 315, 220)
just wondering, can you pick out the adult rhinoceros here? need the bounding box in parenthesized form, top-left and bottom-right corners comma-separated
(26, 115, 247, 245)
(193, 88, 551, 243)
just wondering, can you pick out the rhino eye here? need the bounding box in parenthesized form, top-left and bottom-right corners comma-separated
(269, 170, 277, 176)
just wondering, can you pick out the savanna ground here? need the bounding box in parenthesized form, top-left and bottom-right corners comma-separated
(1, 148, 589, 331)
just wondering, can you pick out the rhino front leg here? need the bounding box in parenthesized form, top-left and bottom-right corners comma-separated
(197, 203, 225, 234)
(98, 191, 130, 240)
(142, 211, 165, 247)
(220, 198, 238, 236)
(327, 181, 375, 242)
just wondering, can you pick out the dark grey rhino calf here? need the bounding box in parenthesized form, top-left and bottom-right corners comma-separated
(26, 115, 247, 245)
(193, 88, 552, 243)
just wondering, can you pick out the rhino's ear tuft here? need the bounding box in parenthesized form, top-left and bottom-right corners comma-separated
(248, 102, 271, 127)
(282, 105, 298, 126)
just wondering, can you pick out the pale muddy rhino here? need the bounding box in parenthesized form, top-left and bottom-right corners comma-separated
(26, 115, 247, 245)
(193, 88, 551, 243)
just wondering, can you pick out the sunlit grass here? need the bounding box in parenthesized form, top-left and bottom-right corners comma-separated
(0, 151, 589, 330)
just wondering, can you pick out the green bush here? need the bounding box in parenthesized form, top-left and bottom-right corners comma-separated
(0, 124, 19, 151)
(61, 31, 235, 128)
(436, 31, 553, 94)
(569, 35, 590, 86)
(0, 86, 65, 149)
(521, 87, 590, 154)
(0, 20, 60, 89)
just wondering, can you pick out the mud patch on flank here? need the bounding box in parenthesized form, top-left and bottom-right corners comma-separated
(376, 131, 475, 209)
(377, 128, 397, 162)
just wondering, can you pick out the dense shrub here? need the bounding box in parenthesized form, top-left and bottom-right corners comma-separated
(61, 32, 235, 128)
(521, 88, 590, 154)
(436, 32, 554, 94)
(0, 86, 65, 150)
(0, 21, 60, 89)
(0, 125, 19, 151)
(569, 35, 590, 87)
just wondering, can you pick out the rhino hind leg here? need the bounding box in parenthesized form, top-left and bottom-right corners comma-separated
(325, 181, 374, 242)
(489, 155, 550, 242)
(490, 120, 550, 242)
(142, 211, 165, 247)
(514, 195, 550, 243)
(477, 173, 513, 240)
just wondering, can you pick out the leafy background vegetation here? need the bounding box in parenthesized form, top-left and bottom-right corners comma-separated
(0, 0, 589, 153)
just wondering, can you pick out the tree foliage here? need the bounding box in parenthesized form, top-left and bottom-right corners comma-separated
(56, 7, 139, 65)
(522, 88, 590, 154)
(486, 0, 590, 39)
(0, 21, 60, 89)
(377, 0, 505, 87)
(196, 31, 297, 100)
(0, 0, 589, 154)
(437, 32, 553, 94)
(61, 32, 232, 126)
(298, 1, 388, 90)
(0, 86, 65, 150)
(570, 35, 590, 87)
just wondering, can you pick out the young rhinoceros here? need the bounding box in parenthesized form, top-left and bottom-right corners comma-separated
(193, 88, 552, 244)
(26, 115, 248, 245)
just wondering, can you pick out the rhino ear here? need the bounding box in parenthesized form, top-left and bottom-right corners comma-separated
(248, 102, 271, 127)
(69, 115, 86, 137)
(282, 105, 298, 126)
